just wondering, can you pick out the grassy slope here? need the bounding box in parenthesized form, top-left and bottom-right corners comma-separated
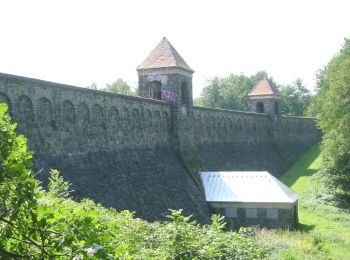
(258, 144, 350, 259)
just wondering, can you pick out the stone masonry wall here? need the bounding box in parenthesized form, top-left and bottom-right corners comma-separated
(0, 72, 321, 223)
(0, 73, 210, 222)
(193, 106, 321, 176)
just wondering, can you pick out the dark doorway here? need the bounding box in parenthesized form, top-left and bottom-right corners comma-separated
(256, 102, 264, 113)
(149, 81, 162, 100)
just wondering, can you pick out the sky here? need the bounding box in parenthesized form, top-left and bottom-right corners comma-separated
(0, 0, 349, 97)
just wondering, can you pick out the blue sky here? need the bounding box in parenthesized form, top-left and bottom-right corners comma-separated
(0, 0, 349, 97)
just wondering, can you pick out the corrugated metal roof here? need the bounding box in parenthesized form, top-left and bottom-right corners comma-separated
(199, 171, 297, 204)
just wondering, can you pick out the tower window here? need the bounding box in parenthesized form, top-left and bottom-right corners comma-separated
(149, 81, 162, 100)
(256, 102, 264, 113)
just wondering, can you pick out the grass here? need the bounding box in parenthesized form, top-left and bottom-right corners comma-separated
(257, 144, 350, 259)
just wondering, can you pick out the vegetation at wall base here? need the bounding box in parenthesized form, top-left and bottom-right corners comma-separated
(0, 103, 268, 259)
(257, 144, 350, 259)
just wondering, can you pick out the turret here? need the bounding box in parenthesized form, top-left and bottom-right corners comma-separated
(248, 76, 281, 116)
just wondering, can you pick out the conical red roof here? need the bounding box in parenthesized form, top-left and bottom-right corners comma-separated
(248, 76, 279, 96)
(137, 37, 194, 72)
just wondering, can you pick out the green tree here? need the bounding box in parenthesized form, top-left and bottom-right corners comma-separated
(103, 78, 136, 96)
(316, 37, 350, 202)
(86, 82, 98, 90)
(279, 78, 311, 116)
(195, 71, 267, 111)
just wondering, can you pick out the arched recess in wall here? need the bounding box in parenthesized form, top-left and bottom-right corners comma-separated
(227, 118, 232, 131)
(216, 117, 221, 132)
(122, 107, 130, 132)
(18, 95, 34, 121)
(181, 82, 188, 104)
(196, 115, 202, 133)
(62, 101, 75, 124)
(38, 97, 53, 124)
(77, 103, 90, 124)
(154, 110, 161, 132)
(132, 109, 141, 131)
(162, 111, 169, 131)
(205, 116, 211, 137)
(0, 92, 12, 115)
(145, 109, 152, 131)
(256, 102, 264, 113)
(109, 106, 119, 128)
(92, 104, 104, 127)
(148, 81, 162, 100)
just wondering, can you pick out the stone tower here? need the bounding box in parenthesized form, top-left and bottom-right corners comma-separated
(137, 37, 194, 109)
(248, 76, 281, 116)
(137, 37, 202, 179)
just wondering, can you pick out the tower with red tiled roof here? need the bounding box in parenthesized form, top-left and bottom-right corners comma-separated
(248, 75, 281, 116)
(137, 37, 194, 108)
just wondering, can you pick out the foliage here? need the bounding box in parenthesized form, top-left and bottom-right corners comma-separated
(195, 71, 267, 111)
(279, 78, 311, 116)
(103, 78, 136, 96)
(315, 37, 350, 201)
(86, 82, 98, 90)
(0, 103, 268, 259)
(195, 72, 312, 116)
(47, 169, 72, 198)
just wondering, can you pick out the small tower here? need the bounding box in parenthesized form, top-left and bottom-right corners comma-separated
(137, 37, 194, 107)
(248, 76, 281, 116)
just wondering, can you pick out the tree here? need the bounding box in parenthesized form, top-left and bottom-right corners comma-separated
(195, 71, 267, 111)
(103, 78, 136, 96)
(316, 37, 350, 202)
(279, 78, 311, 116)
(86, 82, 98, 90)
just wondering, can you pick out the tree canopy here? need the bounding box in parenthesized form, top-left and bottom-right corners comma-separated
(279, 78, 311, 116)
(194, 71, 268, 111)
(103, 78, 136, 96)
(315, 38, 350, 202)
(195, 72, 311, 116)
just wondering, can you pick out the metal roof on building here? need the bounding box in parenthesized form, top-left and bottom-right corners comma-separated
(137, 37, 194, 72)
(199, 171, 297, 204)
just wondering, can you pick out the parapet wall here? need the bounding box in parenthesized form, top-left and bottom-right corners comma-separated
(0, 72, 321, 222)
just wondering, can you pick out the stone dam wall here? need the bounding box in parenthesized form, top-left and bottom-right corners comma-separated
(0, 73, 321, 222)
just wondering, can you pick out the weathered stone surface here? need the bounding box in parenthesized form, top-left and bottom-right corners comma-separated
(0, 72, 321, 223)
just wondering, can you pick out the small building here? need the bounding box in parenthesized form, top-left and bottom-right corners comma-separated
(199, 171, 298, 229)
(248, 76, 281, 116)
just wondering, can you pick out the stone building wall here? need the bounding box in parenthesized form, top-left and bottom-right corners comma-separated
(0, 72, 321, 222)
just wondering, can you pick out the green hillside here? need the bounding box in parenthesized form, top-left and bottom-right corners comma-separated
(258, 144, 350, 259)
